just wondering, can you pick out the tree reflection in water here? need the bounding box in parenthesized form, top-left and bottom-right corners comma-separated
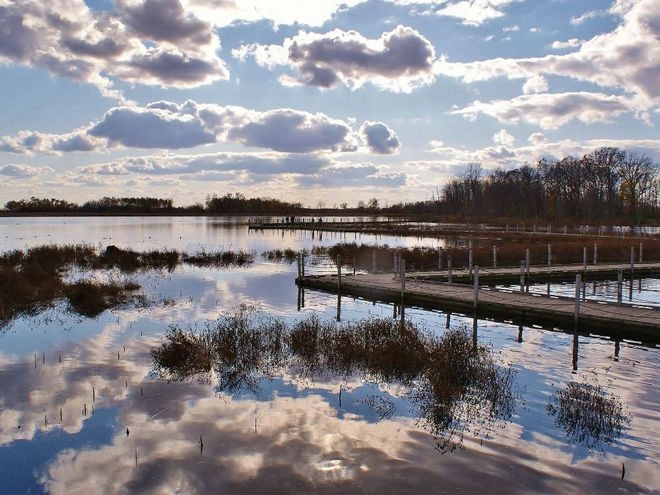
(151, 305, 519, 452)
(547, 380, 630, 451)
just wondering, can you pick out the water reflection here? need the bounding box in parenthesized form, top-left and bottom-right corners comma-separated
(547, 380, 630, 450)
(152, 306, 519, 452)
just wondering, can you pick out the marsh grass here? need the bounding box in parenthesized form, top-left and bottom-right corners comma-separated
(151, 306, 519, 451)
(322, 237, 660, 272)
(261, 248, 299, 263)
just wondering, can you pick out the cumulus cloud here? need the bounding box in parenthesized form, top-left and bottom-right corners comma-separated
(360, 122, 401, 154)
(522, 74, 548, 95)
(1, 100, 384, 154)
(433, 0, 660, 121)
(493, 129, 514, 147)
(453, 92, 635, 129)
(88, 106, 217, 148)
(0, 0, 228, 98)
(0, 164, 53, 178)
(235, 26, 436, 92)
(228, 110, 358, 153)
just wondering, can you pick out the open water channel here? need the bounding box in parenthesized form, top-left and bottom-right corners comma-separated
(0, 216, 659, 494)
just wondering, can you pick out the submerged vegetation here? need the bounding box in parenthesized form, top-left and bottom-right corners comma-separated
(151, 305, 520, 452)
(547, 380, 630, 450)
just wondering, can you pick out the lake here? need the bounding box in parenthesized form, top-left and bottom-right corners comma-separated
(0, 216, 659, 494)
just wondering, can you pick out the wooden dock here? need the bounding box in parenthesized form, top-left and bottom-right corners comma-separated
(296, 270, 660, 342)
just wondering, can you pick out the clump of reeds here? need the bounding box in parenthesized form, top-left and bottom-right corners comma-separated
(261, 248, 299, 263)
(182, 249, 254, 267)
(151, 306, 519, 450)
(547, 380, 630, 450)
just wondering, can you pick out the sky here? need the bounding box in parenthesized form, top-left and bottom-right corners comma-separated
(0, 0, 659, 208)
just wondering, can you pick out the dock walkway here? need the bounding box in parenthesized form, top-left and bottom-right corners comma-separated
(296, 270, 660, 340)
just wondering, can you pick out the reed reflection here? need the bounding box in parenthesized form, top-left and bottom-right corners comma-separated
(547, 380, 630, 451)
(151, 305, 519, 452)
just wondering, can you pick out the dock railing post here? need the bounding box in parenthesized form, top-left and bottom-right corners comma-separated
(468, 246, 473, 273)
(400, 259, 406, 299)
(574, 274, 581, 327)
(393, 252, 398, 280)
(593, 244, 598, 264)
(520, 261, 525, 293)
(438, 247, 443, 270)
(582, 247, 587, 273)
(301, 253, 305, 277)
(630, 246, 635, 280)
(525, 249, 530, 291)
(492, 245, 497, 268)
(547, 244, 551, 266)
(617, 269, 623, 304)
(337, 255, 341, 290)
(448, 256, 453, 284)
(473, 266, 479, 311)
(372, 249, 376, 273)
(639, 243, 643, 263)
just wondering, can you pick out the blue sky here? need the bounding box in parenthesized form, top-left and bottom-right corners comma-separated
(0, 0, 658, 207)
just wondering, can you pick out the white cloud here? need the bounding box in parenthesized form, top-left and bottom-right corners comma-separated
(453, 92, 635, 129)
(550, 39, 584, 50)
(431, 0, 522, 26)
(433, 0, 660, 116)
(570, 9, 606, 25)
(360, 122, 401, 154)
(522, 75, 548, 95)
(493, 129, 514, 147)
(0, 0, 228, 99)
(0, 163, 53, 178)
(1, 101, 384, 155)
(235, 26, 437, 93)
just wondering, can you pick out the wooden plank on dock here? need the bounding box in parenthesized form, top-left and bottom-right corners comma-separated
(296, 272, 660, 342)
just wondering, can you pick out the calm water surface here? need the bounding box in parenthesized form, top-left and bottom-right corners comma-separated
(0, 217, 659, 494)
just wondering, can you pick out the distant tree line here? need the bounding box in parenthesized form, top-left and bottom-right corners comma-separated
(3, 193, 302, 215)
(436, 148, 659, 223)
(3, 148, 658, 222)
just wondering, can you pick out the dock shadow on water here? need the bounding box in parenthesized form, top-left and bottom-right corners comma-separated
(151, 305, 520, 453)
(547, 378, 630, 451)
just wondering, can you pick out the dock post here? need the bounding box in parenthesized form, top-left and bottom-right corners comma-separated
(337, 255, 341, 290)
(438, 247, 443, 270)
(582, 247, 587, 273)
(297, 253, 302, 278)
(547, 244, 551, 266)
(400, 259, 406, 299)
(473, 266, 479, 311)
(630, 246, 635, 280)
(574, 274, 581, 327)
(492, 245, 497, 268)
(525, 249, 530, 291)
(639, 243, 643, 263)
(468, 245, 473, 272)
(372, 249, 376, 273)
(448, 256, 452, 284)
(593, 244, 598, 264)
(617, 269, 623, 304)
(353, 257, 356, 275)
(520, 261, 525, 293)
(393, 252, 398, 280)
